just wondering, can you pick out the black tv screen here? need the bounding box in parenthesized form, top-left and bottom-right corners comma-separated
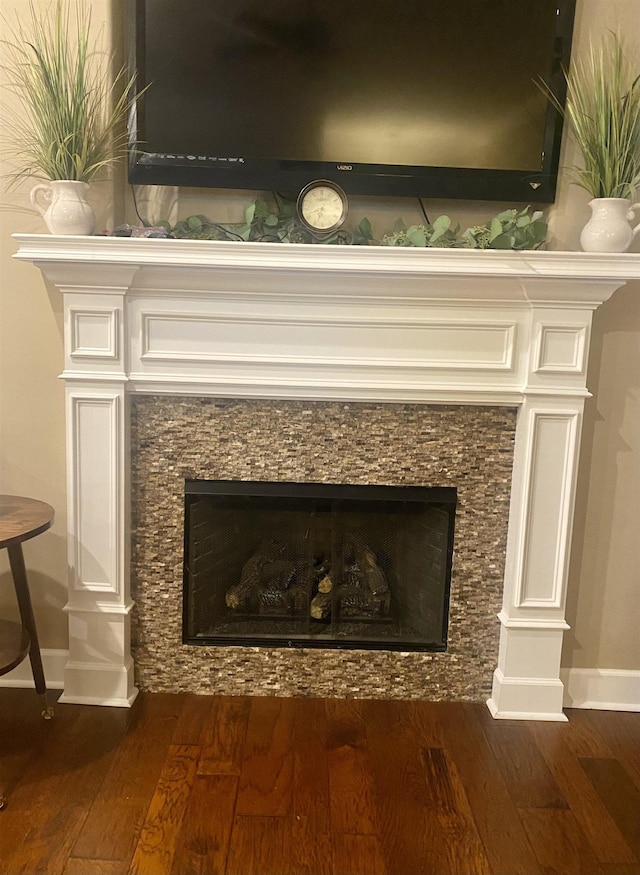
(127, 0, 576, 203)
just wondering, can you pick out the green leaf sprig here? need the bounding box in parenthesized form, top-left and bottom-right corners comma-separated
(160, 200, 547, 251)
(381, 206, 547, 250)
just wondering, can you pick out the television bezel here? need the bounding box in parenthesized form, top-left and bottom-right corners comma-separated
(126, 0, 576, 204)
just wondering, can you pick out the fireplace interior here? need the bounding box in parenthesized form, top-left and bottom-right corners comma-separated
(183, 480, 456, 651)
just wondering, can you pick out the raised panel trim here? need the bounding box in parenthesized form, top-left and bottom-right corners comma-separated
(67, 392, 121, 594)
(515, 409, 581, 608)
(534, 323, 587, 374)
(69, 307, 118, 360)
(139, 311, 517, 372)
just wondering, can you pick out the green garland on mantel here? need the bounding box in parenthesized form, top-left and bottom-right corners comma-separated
(158, 196, 547, 251)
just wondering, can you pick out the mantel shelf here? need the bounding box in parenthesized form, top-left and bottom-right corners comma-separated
(13, 233, 640, 283)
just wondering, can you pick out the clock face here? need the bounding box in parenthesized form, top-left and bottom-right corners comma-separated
(297, 182, 347, 234)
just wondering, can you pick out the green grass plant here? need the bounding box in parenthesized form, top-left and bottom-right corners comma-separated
(540, 31, 640, 199)
(1, 1, 136, 185)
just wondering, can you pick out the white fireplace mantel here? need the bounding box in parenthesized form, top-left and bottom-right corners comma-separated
(13, 234, 640, 719)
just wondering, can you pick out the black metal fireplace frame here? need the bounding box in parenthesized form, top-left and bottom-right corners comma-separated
(182, 479, 457, 652)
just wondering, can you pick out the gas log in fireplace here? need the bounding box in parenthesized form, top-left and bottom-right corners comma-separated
(183, 480, 456, 651)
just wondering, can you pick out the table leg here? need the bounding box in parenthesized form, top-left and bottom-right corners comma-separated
(7, 543, 50, 712)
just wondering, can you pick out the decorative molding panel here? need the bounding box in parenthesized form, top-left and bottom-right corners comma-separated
(69, 307, 118, 360)
(516, 409, 581, 608)
(67, 390, 122, 594)
(139, 310, 517, 371)
(535, 324, 587, 374)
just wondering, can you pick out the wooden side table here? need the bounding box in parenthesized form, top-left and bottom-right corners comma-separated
(0, 495, 55, 810)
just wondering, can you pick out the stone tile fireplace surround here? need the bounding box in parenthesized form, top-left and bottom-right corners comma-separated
(14, 235, 640, 720)
(131, 397, 515, 701)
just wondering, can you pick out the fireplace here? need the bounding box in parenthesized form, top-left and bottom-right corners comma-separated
(15, 233, 638, 718)
(183, 480, 456, 651)
(130, 397, 513, 702)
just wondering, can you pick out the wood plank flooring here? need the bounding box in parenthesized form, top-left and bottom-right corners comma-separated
(1, 689, 639, 875)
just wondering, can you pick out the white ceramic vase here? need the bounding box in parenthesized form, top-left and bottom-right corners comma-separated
(30, 180, 96, 235)
(580, 197, 640, 253)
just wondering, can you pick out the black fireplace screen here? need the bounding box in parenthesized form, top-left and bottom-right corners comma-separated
(183, 480, 456, 651)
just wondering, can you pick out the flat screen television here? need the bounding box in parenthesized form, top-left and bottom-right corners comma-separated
(127, 0, 576, 203)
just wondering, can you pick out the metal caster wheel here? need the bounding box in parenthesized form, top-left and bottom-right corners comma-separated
(0, 794, 6, 810)
(41, 705, 54, 720)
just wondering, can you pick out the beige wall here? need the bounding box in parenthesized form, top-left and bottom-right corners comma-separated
(0, 0, 116, 643)
(554, 0, 640, 671)
(0, 0, 638, 671)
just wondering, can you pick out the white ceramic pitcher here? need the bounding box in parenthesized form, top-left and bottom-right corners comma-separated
(30, 180, 96, 235)
(580, 198, 640, 253)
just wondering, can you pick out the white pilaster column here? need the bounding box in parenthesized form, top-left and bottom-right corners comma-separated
(488, 396, 584, 719)
(488, 298, 593, 720)
(42, 265, 139, 706)
(60, 380, 135, 705)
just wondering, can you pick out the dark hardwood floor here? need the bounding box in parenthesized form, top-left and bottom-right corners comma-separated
(1, 688, 639, 875)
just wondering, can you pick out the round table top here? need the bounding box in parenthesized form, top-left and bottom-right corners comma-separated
(0, 495, 54, 550)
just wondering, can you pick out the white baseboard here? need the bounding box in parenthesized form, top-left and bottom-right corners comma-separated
(561, 667, 640, 712)
(2, 655, 637, 713)
(0, 648, 67, 690)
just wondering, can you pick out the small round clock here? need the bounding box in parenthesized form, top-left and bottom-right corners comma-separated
(297, 180, 348, 236)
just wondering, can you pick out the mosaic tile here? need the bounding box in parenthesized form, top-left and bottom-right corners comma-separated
(131, 399, 516, 701)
